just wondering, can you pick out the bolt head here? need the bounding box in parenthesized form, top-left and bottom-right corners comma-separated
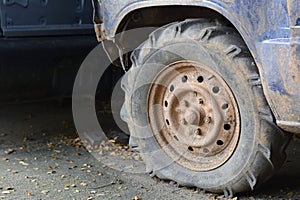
(184, 111, 198, 125)
(194, 129, 202, 136)
(205, 117, 211, 124)
(180, 100, 189, 107)
(180, 119, 187, 125)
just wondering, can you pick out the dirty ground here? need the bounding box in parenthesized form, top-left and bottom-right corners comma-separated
(0, 101, 299, 199)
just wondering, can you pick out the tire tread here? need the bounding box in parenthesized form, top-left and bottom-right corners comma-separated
(121, 19, 291, 196)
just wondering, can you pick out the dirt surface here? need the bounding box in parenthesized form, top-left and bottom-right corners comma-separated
(0, 101, 300, 199)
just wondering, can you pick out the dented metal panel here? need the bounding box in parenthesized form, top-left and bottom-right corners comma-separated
(257, 38, 300, 133)
(0, 0, 94, 37)
(257, 0, 300, 133)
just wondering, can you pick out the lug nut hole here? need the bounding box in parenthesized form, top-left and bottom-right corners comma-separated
(164, 101, 168, 107)
(174, 135, 179, 141)
(182, 75, 188, 83)
(170, 85, 174, 92)
(188, 146, 194, 151)
(222, 103, 229, 109)
(224, 124, 231, 130)
(197, 76, 204, 83)
(203, 148, 209, 153)
(212, 86, 220, 94)
(166, 119, 170, 125)
(217, 140, 224, 146)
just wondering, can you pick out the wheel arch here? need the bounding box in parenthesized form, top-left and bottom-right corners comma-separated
(109, 2, 258, 61)
(105, 3, 279, 127)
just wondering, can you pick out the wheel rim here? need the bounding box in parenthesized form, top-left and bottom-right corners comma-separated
(147, 60, 240, 171)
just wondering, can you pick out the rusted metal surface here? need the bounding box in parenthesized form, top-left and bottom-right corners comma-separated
(94, 23, 106, 42)
(148, 61, 240, 171)
(93, 0, 106, 42)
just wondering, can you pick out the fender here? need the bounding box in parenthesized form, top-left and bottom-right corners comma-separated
(95, 0, 300, 133)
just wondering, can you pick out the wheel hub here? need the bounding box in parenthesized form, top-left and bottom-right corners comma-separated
(148, 60, 240, 171)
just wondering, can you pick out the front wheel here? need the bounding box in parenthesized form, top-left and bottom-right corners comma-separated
(121, 19, 290, 197)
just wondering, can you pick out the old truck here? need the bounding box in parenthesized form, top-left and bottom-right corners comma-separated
(0, 0, 97, 102)
(92, 0, 299, 197)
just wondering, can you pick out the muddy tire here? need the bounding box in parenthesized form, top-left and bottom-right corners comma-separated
(120, 19, 290, 196)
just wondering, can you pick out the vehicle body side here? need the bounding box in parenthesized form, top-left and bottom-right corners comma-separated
(94, 0, 300, 134)
(0, 0, 94, 37)
(0, 0, 97, 101)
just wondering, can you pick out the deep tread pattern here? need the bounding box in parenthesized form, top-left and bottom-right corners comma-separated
(247, 73, 262, 87)
(169, 181, 178, 187)
(225, 45, 242, 58)
(174, 25, 182, 37)
(223, 187, 233, 198)
(258, 109, 273, 121)
(258, 143, 275, 170)
(149, 170, 155, 178)
(120, 19, 291, 196)
(199, 27, 215, 41)
(245, 170, 257, 190)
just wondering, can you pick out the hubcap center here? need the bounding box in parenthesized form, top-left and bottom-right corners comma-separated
(184, 109, 200, 125)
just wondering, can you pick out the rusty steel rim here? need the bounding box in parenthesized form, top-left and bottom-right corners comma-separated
(147, 60, 240, 171)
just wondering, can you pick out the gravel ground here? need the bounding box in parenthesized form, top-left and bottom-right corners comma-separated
(0, 101, 299, 200)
